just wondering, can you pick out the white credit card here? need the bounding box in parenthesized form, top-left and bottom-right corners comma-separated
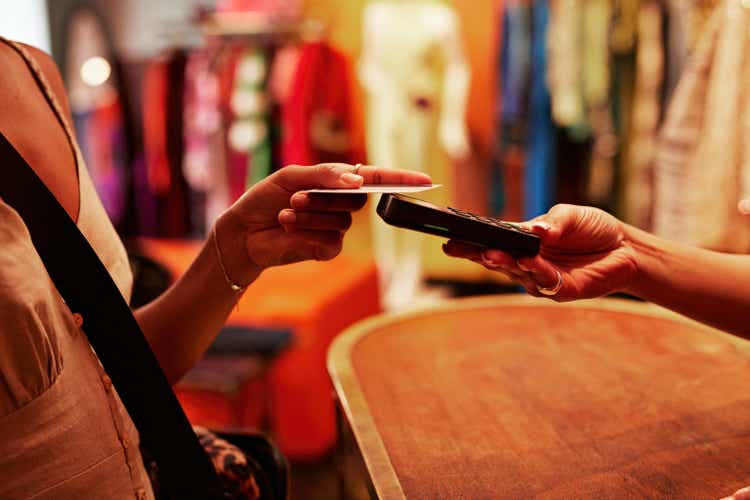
(303, 184, 441, 194)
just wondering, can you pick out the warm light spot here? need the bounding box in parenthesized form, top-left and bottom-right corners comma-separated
(80, 56, 111, 87)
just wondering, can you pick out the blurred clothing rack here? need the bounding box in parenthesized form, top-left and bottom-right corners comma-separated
(196, 10, 325, 43)
(158, 24, 204, 51)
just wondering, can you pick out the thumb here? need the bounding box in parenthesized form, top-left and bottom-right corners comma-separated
(273, 163, 363, 192)
(519, 204, 579, 245)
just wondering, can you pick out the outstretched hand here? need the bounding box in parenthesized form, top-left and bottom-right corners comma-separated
(218, 163, 431, 282)
(443, 204, 639, 301)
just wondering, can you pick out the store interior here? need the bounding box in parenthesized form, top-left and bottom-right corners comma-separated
(3, 0, 746, 498)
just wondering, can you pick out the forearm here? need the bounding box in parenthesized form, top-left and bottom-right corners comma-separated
(134, 214, 260, 384)
(624, 224, 750, 339)
(130, 163, 431, 383)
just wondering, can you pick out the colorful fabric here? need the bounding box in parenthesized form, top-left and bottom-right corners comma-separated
(143, 58, 172, 195)
(548, 0, 584, 128)
(225, 47, 273, 199)
(652, 2, 750, 252)
(88, 99, 128, 227)
(489, 0, 506, 215)
(143, 51, 192, 237)
(281, 41, 359, 167)
(524, 0, 556, 219)
(493, 0, 532, 218)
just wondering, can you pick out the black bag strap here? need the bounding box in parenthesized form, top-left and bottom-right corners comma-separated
(0, 132, 223, 499)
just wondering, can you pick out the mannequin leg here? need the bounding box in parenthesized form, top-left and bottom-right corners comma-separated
(369, 105, 433, 310)
(365, 103, 404, 309)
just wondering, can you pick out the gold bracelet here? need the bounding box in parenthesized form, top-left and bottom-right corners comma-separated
(211, 224, 249, 293)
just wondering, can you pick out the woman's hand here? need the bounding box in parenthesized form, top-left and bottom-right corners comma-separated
(216, 163, 431, 283)
(443, 204, 639, 301)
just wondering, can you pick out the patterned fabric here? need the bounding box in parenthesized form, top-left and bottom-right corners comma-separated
(195, 428, 261, 500)
(145, 428, 261, 500)
(652, 1, 750, 252)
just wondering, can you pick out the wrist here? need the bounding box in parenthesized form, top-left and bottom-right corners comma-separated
(620, 222, 659, 298)
(214, 211, 263, 290)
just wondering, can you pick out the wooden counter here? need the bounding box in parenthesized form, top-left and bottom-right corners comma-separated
(329, 296, 750, 499)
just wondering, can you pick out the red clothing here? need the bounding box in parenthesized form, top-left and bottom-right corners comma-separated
(143, 59, 171, 194)
(216, 0, 300, 18)
(281, 42, 362, 166)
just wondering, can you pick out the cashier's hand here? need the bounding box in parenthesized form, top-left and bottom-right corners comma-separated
(216, 163, 431, 281)
(443, 204, 638, 301)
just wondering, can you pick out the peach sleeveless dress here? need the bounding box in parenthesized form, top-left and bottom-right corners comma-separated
(0, 38, 154, 499)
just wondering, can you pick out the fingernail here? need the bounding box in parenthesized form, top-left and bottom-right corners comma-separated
(739, 199, 750, 215)
(279, 210, 296, 224)
(481, 252, 501, 268)
(517, 261, 531, 272)
(291, 193, 309, 209)
(341, 173, 363, 185)
(484, 249, 505, 261)
(531, 221, 551, 233)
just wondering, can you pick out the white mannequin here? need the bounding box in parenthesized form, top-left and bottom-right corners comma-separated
(359, 0, 470, 310)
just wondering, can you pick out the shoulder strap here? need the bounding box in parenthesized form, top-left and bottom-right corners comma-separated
(0, 133, 223, 499)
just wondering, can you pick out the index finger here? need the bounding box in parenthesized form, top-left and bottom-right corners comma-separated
(356, 164, 432, 186)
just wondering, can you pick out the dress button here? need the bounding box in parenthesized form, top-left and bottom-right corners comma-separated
(135, 487, 148, 500)
(72, 313, 84, 327)
(121, 438, 129, 450)
(102, 375, 113, 392)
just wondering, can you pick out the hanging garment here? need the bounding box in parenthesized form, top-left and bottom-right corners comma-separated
(225, 46, 273, 199)
(218, 46, 248, 202)
(610, 0, 639, 219)
(72, 99, 128, 230)
(611, 0, 640, 54)
(142, 51, 192, 237)
(548, 0, 584, 128)
(216, 0, 301, 20)
(623, 0, 664, 229)
(132, 156, 160, 236)
(183, 48, 230, 233)
(652, 1, 750, 252)
(89, 98, 128, 228)
(548, 0, 617, 207)
(143, 58, 172, 195)
(524, 0, 556, 219)
(664, 0, 691, 102)
(555, 130, 593, 205)
(280, 41, 359, 167)
(687, 0, 723, 50)
(494, 0, 531, 220)
(547, 0, 611, 132)
(583, 0, 617, 207)
(489, 0, 506, 216)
